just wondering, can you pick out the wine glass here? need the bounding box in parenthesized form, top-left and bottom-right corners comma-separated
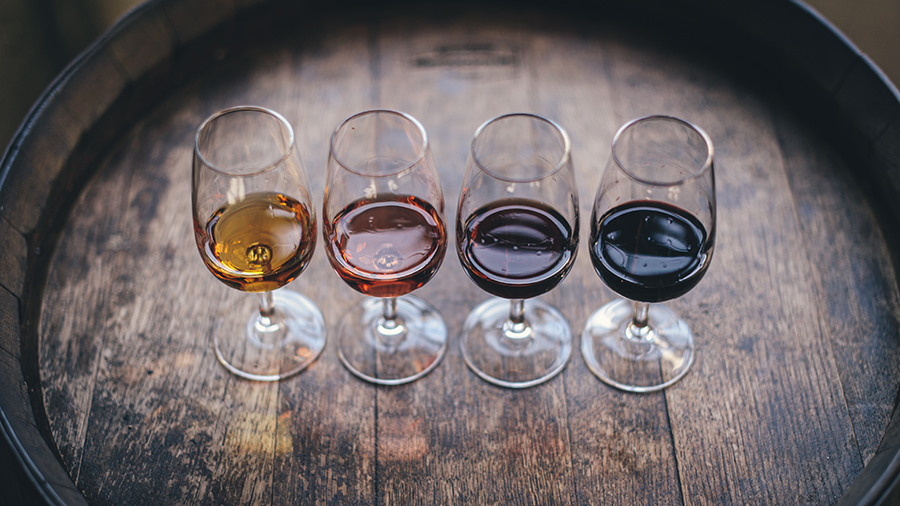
(581, 115, 716, 393)
(456, 113, 579, 388)
(323, 109, 448, 385)
(192, 106, 326, 381)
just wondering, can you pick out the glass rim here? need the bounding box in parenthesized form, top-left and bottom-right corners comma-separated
(329, 109, 429, 178)
(194, 105, 296, 177)
(611, 115, 714, 187)
(470, 113, 572, 183)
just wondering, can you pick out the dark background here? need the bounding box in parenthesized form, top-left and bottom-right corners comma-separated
(0, 0, 898, 158)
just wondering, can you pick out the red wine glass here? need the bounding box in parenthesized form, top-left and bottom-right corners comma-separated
(193, 106, 326, 381)
(582, 115, 716, 393)
(323, 110, 448, 385)
(456, 113, 579, 388)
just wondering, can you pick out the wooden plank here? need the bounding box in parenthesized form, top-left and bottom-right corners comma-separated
(1, 47, 127, 234)
(834, 60, 900, 142)
(0, 218, 26, 300)
(837, 400, 900, 505)
(0, 336, 86, 504)
(2, 411, 89, 506)
(372, 8, 575, 505)
(0, 104, 77, 236)
(52, 48, 128, 142)
(105, 6, 175, 82)
(0, 347, 32, 429)
(40, 13, 378, 505)
(264, 13, 376, 506)
(595, 28, 865, 504)
(529, 19, 686, 505)
(0, 285, 19, 359)
(43, 100, 286, 504)
(772, 106, 900, 464)
(162, 0, 237, 45)
(38, 140, 133, 480)
(872, 116, 900, 223)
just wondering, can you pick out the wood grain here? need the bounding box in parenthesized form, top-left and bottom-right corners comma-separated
(530, 19, 686, 506)
(268, 13, 376, 506)
(105, 5, 175, 82)
(0, 43, 128, 237)
(593, 30, 864, 504)
(0, 217, 27, 299)
(772, 106, 900, 465)
(31, 4, 900, 506)
(375, 9, 575, 505)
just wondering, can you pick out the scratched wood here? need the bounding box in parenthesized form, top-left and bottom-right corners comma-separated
(26, 2, 900, 506)
(591, 26, 867, 505)
(374, 10, 575, 505)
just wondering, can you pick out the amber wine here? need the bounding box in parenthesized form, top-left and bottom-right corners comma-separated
(196, 192, 316, 292)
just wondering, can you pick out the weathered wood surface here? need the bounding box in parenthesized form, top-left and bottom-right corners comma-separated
(30, 3, 900, 506)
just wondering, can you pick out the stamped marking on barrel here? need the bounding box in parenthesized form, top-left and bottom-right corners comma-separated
(411, 40, 521, 80)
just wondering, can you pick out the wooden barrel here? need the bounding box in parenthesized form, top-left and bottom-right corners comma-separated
(2, 0, 899, 504)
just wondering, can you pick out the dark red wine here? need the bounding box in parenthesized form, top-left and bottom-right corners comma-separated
(325, 195, 446, 298)
(591, 200, 711, 303)
(457, 198, 577, 299)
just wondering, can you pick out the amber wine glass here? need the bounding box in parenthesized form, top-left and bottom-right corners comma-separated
(193, 106, 326, 381)
(323, 110, 448, 385)
(582, 115, 716, 393)
(456, 113, 579, 388)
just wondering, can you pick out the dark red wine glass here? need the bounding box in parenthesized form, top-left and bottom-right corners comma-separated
(582, 115, 716, 393)
(456, 113, 579, 388)
(323, 110, 448, 385)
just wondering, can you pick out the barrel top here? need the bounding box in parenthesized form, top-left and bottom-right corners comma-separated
(2, 1, 900, 505)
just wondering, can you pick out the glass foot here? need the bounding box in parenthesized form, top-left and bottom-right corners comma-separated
(581, 298, 694, 393)
(460, 297, 572, 388)
(213, 290, 326, 381)
(337, 296, 448, 385)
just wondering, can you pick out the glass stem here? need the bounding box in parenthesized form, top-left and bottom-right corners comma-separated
(509, 299, 525, 325)
(376, 297, 405, 346)
(258, 291, 276, 326)
(383, 297, 398, 323)
(503, 299, 531, 341)
(252, 290, 283, 336)
(632, 301, 649, 329)
(625, 301, 652, 342)
(378, 297, 404, 333)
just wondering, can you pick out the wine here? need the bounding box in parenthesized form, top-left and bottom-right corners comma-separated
(325, 195, 447, 298)
(196, 192, 316, 293)
(457, 198, 577, 299)
(591, 200, 710, 303)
